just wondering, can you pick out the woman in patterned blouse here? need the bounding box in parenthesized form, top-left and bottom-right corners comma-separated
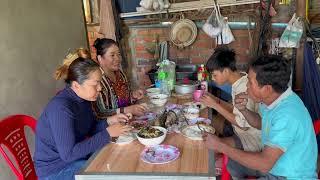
(92, 38, 147, 119)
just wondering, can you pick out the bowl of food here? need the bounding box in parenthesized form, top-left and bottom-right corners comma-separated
(146, 88, 161, 97)
(149, 94, 169, 107)
(137, 126, 167, 146)
(183, 107, 200, 120)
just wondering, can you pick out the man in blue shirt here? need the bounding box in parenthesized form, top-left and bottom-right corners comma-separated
(203, 55, 318, 179)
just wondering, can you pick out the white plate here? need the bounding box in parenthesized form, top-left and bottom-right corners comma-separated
(181, 125, 215, 140)
(115, 132, 137, 145)
(140, 144, 180, 164)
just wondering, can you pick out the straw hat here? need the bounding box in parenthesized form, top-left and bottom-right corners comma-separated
(170, 18, 197, 48)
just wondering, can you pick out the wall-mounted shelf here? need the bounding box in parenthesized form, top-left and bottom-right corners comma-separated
(120, 0, 260, 18)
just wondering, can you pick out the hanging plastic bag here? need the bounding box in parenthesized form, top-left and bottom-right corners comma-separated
(202, 3, 221, 38)
(214, 3, 235, 45)
(216, 17, 235, 45)
(279, 13, 303, 48)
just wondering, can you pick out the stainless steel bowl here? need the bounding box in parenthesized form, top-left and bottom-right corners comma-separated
(174, 81, 199, 94)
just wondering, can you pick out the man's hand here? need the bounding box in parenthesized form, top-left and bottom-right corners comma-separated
(234, 92, 249, 111)
(202, 133, 225, 152)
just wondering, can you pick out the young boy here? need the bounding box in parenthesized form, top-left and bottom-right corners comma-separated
(200, 46, 262, 177)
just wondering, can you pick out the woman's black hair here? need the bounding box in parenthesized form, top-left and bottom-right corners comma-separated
(93, 38, 118, 56)
(250, 55, 291, 94)
(206, 46, 237, 73)
(65, 57, 100, 85)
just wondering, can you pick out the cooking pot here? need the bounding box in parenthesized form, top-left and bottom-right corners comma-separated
(174, 81, 199, 94)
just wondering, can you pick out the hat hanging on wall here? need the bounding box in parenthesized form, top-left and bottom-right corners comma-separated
(169, 15, 197, 49)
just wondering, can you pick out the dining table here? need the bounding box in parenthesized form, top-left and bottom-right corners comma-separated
(76, 95, 216, 180)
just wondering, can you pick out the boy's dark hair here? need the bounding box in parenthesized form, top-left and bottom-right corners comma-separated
(250, 55, 291, 94)
(206, 46, 237, 73)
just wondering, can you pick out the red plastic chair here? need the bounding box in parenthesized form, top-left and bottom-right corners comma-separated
(0, 115, 37, 180)
(221, 120, 320, 180)
(221, 153, 230, 180)
(314, 120, 320, 135)
(314, 120, 320, 178)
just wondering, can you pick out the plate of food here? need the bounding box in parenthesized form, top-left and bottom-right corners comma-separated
(115, 132, 137, 145)
(183, 107, 200, 120)
(181, 124, 215, 140)
(140, 144, 180, 164)
(189, 117, 211, 125)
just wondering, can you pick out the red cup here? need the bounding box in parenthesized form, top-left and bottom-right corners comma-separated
(193, 90, 204, 102)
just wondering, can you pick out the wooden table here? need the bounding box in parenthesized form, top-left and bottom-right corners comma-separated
(76, 97, 216, 180)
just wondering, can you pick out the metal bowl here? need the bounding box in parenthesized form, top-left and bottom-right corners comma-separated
(174, 81, 199, 94)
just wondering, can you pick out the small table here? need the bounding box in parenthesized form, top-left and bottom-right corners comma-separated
(76, 97, 216, 180)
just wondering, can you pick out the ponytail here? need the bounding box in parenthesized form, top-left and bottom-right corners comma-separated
(54, 48, 91, 80)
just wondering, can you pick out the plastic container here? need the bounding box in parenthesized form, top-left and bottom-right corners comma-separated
(157, 60, 176, 94)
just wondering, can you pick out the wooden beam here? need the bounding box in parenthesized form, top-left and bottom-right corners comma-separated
(120, 0, 259, 18)
(295, 0, 306, 92)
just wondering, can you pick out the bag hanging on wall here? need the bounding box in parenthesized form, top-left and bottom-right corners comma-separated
(202, 2, 221, 38)
(213, 2, 235, 45)
(279, 13, 303, 48)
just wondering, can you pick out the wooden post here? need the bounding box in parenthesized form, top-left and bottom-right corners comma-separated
(294, 0, 306, 92)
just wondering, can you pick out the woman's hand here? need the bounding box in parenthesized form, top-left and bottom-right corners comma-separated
(106, 124, 133, 137)
(200, 94, 220, 110)
(125, 113, 133, 120)
(125, 104, 147, 116)
(107, 113, 130, 125)
(132, 89, 144, 100)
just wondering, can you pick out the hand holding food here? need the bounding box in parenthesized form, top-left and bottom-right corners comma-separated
(200, 94, 220, 109)
(132, 89, 145, 100)
(125, 113, 133, 120)
(125, 104, 147, 116)
(107, 113, 129, 125)
(106, 124, 133, 137)
(202, 133, 224, 152)
(234, 92, 249, 111)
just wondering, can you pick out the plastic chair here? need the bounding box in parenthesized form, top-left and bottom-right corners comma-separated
(221, 153, 230, 180)
(314, 120, 320, 135)
(0, 115, 37, 180)
(314, 120, 320, 178)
